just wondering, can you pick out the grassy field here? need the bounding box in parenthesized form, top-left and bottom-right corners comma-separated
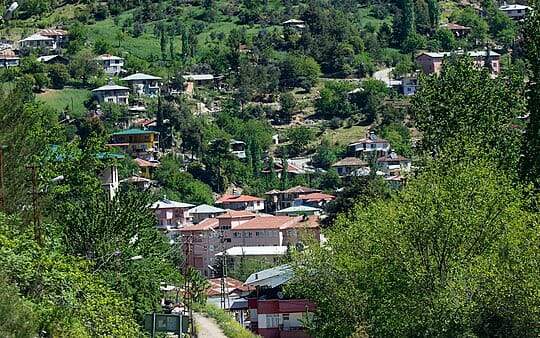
(331, 125, 369, 145)
(37, 88, 91, 118)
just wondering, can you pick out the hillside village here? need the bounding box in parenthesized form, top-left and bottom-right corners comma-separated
(0, 0, 540, 337)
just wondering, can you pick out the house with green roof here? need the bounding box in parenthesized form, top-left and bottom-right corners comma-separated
(109, 129, 160, 160)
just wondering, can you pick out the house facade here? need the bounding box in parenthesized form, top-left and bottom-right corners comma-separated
(416, 50, 501, 76)
(439, 23, 471, 38)
(37, 29, 69, 48)
(348, 133, 391, 158)
(188, 204, 226, 224)
(245, 265, 315, 338)
(109, 129, 160, 160)
(180, 212, 319, 276)
(499, 3, 531, 20)
(265, 186, 322, 211)
(95, 54, 125, 75)
(92, 83, 130, 105)
(182, 74, 215, 87)
(294, 192, 334, 209)
(150, 197, 195, 230)
(216, 194, 265, 212)
(133, 158, 159, 178)
(331, 157, 369, 177)
(18, 34, 54, 51)
(377, 151, 412, 176)
(0, 55, 20, 68)
(121, 73, 162, 96)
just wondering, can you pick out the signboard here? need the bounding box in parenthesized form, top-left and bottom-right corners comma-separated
(144, 313, 189, 337)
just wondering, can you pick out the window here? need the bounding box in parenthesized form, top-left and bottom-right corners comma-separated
(283, 314, 290, 321)
(233, 232, 242, 238)
(224, 238, 231, 243)
(266, 314, 279, 328)
(244, 232, 253, 238)
(255, 231, 264, 237)
(268, 231, 274, 238)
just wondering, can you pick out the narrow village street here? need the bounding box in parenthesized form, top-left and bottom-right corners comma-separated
(193, 313, 227, 338)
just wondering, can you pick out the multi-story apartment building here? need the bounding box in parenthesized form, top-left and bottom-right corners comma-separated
(180, 210, 319, 276)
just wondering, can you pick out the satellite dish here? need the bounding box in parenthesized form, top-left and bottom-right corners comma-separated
(277, 291, 284, 299)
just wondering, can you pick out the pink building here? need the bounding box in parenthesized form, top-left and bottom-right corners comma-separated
(180, 211, 319, 276)
(149, 197, 194, 230)
(416, 51, 500, 76)
(216, 194, 265, 212)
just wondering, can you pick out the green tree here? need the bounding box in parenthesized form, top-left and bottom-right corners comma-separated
(69, 49, 103, 85)
(412, 56, 525, 173)
(279, 92, 296, 123)
(0, 272, 37, 337)
(315, 81, 356, 118)
(48, 63, 70, 89)
(286, 126, 315, 156)
(289, 158, 540, 337)
(279, 54, 320, 91)
(521, 2, 540, 185)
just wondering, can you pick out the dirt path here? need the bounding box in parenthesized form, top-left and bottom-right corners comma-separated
(193, 312, 227, 338)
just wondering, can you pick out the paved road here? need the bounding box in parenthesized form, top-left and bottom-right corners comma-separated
(193, 313, 227, 338)
(373, 67, 394, 85)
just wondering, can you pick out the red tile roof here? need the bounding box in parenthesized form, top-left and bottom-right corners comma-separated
(180, 218, 219, 231)
(37, 29, 69, 36)
(332, 157, 368, 167)
(234, 216, 297, 230)
(297, 192, 335, 202)
(377, 154, 410, 162)
(442, 23, 471, 30)
(265, 186, 322, 195)
(134, 158, 160, 168)
(215, 209, 257, 219)
(206, 277, 254, 296)
(287, 215, 319, 229)
(233, 215, 320, 230)
(216, 194, 265, 203)
(261, 162, 304, 174)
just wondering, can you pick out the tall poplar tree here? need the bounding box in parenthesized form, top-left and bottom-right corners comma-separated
(520, 1, 540, 185)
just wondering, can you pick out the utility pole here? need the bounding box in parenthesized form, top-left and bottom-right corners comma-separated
(0, 145, 6, 212)
(183, 233, 195, 336)
(26, 164, 42, 246)
(219, 230, 229, 310)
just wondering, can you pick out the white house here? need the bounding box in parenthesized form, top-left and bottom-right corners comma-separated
(95, 54, 125, 75)
(182, 74, 214, 87)
(331, 157, 369, 177)
(0, 55, 20, 68)
(37, 29, 69, 48)
(92, 82, 130, 105)
(188, 204, 226, 224)
(18, 34, 54, 51)
(121, 73, 162, 96)
(348, 132, 391, 158)
(499, 3, 531, 20)
(377, 151, 411, 176)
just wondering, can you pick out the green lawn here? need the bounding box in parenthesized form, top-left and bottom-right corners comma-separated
(37, 88, 91, 118)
